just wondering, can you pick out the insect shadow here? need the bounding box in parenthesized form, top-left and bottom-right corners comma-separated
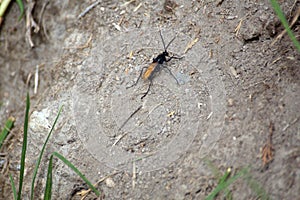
(127, 30, 182, 99)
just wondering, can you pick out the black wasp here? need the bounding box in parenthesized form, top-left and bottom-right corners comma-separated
(127, 30, 182, 99)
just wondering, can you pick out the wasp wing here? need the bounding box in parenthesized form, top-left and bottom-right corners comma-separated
(142, 62, 158, 80)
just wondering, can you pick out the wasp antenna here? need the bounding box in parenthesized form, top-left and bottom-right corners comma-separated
(159, 30, 167, 51)
(165, 34, 177, 51)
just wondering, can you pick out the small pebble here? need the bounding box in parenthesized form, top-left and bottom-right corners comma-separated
(105, 177, 116, 188)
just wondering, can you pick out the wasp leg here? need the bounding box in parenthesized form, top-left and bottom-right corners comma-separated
(141, 81, 152, 99)
(126, 67, 148, 89)
(166, 55, 183, 62)
(163, 66, 180, 85)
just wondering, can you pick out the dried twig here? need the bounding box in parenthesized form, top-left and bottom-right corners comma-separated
(184, 38, 199, 54)
(38, 0, 50, 41)
(132, 161, 136, 189)
(113, 132, 128, 146)
(118, 105, 142, 131)
(78, 171, 121, 200)
(78, 0, 101, 19)
(282, 117, 299, 131)
(34, 65, 39, 94)
(271, 7, 300, 46)
(112, 105, 143, 146)
(133, 2, 142, 12)
(26, 1, 40, 48)
(121, 0, 136, 7)
(234, 19, 243, 36)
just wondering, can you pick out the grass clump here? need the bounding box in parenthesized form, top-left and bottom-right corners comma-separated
(6, 93, 100, 199)
(205, 159, 270, 200)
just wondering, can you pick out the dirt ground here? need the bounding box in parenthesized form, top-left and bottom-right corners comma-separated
(0, 0, 299, 199)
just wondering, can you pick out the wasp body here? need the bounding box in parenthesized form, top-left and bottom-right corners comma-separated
(127, 31, 181, 99)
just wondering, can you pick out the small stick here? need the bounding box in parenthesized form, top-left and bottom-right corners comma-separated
(132, 161, 136, 189)
(271, 7, 300, 46)
(184, 37, 199, 54)
(26, 1, 40, 47)
(79, 171, 121, 200)
(78, 1, 101, 19)
(113, 132, 128, 146)
(38, 0, 50, 40)
(34, 65, 39, 94)
(118, 105, 142, 131)
(133, 2, 142, 12)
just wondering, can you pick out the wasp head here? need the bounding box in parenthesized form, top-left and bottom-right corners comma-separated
(163, 51, 169, 57)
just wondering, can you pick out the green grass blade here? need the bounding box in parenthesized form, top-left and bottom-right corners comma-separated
(270, 0, 300, 52)
(0, 0, 11, 18)
(10, 174, 17, 200)
(203, 158, 222, 178)
(0, 117, 15, 150)
(204, 159, 232, 199)
(30, 106, 63, 200)
(244, 173, 270, 200)
(44, 155, 53, 200)
(218, 168, 231, 185)
(218, 168, 232, 200)
(17, 93, 30, 200)
(51, 152, 100, 196)
(205, 168, 248, 200)
(0, 0, 23, 21)
(15, 0, 24, 20)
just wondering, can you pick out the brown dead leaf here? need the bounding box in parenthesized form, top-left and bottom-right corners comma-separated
(262, 122, 274, 167)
